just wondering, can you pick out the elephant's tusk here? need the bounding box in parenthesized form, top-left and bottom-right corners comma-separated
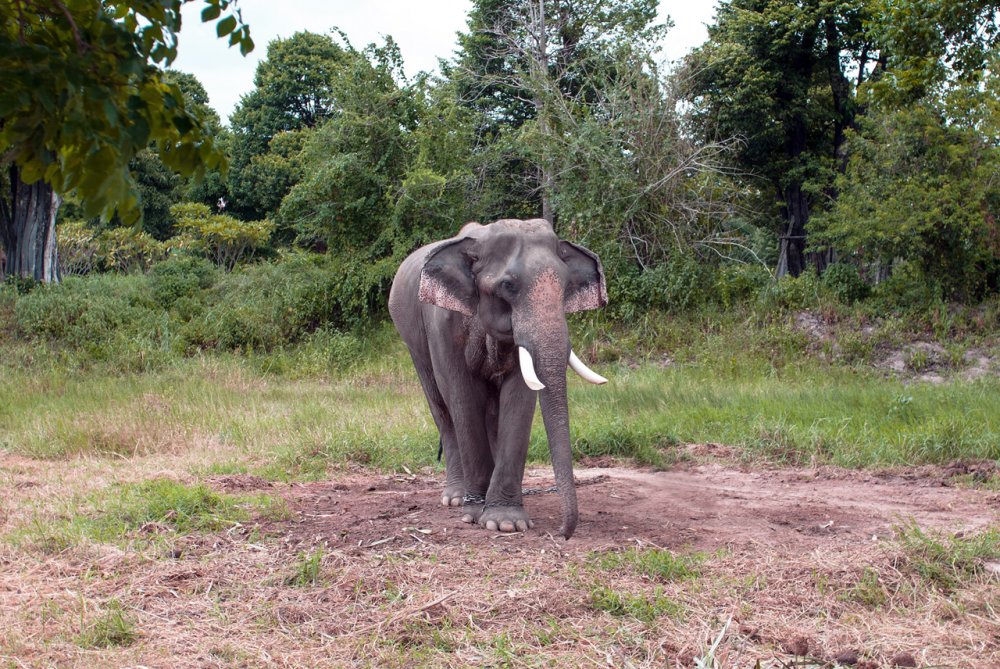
(518, 347, 546, 391)
(568, 350, 608, 385)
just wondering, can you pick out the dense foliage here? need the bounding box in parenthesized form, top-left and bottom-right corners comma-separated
(3, 0, 999, 324)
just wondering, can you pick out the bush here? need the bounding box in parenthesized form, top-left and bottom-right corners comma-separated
(716, 263, 772, 307)
(97, 227, 168, 273)
(57, 221, 100, 276)
(871, 261, 944, 312)
(821, 263, 870, 304)
(758, 271, 821, 312)
(148, 256, 217, 308)
(638, 255, 712, 312)
(171, 203, 274, 271)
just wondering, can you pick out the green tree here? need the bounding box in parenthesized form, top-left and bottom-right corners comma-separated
(227, 31, 351, 220)
(684, 0, 879, 276)
(0, 0, 252, 282)
(447, 0, 667, 224)
(871, 0, 1000, 103)
(814, 63, 1000, 298)
(277, 39, 420, 251)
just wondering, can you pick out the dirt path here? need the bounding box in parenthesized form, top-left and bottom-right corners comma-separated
(4, 459, 998, 668)
(255, 462, 999, 555)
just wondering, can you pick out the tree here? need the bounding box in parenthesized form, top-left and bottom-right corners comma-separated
(870, 0, 1000, 103)
(684, 0, 879, 276)
(813, 56, 1000, 298)
(277, 39, 420, 251)
(0, 0, 252, 282)
(227, 31, 351, 220)
(448, 0, 667, 225)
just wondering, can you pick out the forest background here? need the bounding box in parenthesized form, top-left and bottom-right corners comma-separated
(2, 0, 999, 458)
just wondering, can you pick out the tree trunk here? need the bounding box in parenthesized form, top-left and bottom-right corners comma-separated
(0, 165, 61, 284)
(776, 109, 810, 278)
(528, 0, 556, 227)
(777, 183, 809, 278)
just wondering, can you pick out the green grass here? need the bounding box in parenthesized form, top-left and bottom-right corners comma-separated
(894, 523, 1000, 590)
(11, 478, 286, 552)
(587, 583, 684, 623)
(76, 599, 138, 649)
(591, 547, 704, 581)
(2, 295, 999, 475)
(286, 548, 327, 587)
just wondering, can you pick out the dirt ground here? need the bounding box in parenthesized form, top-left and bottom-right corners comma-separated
(261, 460, 998, 555)
(2, 455, 998, 668)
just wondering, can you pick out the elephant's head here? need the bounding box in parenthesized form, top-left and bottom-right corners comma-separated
(417, 218, 607, 539)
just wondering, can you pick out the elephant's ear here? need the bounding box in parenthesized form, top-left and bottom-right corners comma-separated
(419, 237, 478, 316)
(560, 241, 608, 313)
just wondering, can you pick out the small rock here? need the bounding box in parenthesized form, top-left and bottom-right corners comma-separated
(835, 649, 860, 665)
(891, 652, 917, 667)
(783, 636, 810, 657)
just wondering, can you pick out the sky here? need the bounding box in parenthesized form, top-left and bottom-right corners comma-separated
(171, 1, 719, 124)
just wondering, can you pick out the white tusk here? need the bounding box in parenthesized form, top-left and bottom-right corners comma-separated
(569, 350, 608, 385)
(518, 347, 546, 391)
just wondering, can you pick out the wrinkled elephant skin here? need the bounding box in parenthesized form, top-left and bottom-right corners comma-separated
(388, 219, 607, 539)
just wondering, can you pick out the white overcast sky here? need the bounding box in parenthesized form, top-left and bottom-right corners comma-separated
(171, 1, 719, 124)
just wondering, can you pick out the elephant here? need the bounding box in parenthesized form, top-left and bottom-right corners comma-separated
(388, 218, 608, 539)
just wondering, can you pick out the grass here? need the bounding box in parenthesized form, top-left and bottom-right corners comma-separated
(894, 523, 1000, 590)
(10, 478, 286, 552)
(587, 583, 685, 623)
(76, 599, 138, 649)
(591, 547, 704, 581)
(286, 548, 327, 587)
(2, 320, 998, 474)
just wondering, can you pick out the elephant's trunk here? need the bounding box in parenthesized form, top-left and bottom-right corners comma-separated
(538, 371, 578, 539)
(515, 288, 578, 539)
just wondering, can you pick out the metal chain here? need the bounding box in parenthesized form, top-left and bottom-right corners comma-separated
(463, 475, 609, 502)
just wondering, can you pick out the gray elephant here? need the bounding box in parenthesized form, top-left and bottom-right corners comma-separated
(388, 218, 608, 539)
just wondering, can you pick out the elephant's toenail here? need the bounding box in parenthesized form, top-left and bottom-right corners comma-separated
(450, 497, 461, 507)
(441, 496, 450, 506)
(515, 520, 527, 531)
(528, 520, 535, 528)
(499, 520, 514, 532)
(462, 514, 474, 523)
(486, 520, 498, 531)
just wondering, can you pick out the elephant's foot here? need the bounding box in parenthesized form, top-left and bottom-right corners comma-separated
(460, 493, 486, 524)
(441, 483, 464, 507)
(479, 504, 534, 533)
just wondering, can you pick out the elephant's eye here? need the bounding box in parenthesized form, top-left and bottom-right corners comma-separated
(499, 279, 518, 296)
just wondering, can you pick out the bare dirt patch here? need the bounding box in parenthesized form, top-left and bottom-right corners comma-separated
(268, 463, 997, 555)
(3, 461, 998, 668)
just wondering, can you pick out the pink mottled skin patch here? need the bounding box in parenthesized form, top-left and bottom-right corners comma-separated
(418, 274, 474, 316)
(564, 283, 603, 313)
(515, 267, 570, 381)
(525, 268, 566, 324)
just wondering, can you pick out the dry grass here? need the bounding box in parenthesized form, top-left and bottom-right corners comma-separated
(2, 454, 997, 668)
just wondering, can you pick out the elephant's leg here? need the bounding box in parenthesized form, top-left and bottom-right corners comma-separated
(481, 375, 538, 533)
(442, 380, 495, 525)
(410, 357, 464, 507)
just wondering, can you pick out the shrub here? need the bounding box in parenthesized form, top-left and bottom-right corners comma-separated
(57, 220, 100, 276)
(171, 202, 274, 271)
(97, 227, 169, 273)
(821, 263, 870, 304)
(148, 256, 217, 308)
(715, 263, 772, 307)
(641, 255, 713, 312)
(871, 261, 944, 312)
(758, 271, 821, 311)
